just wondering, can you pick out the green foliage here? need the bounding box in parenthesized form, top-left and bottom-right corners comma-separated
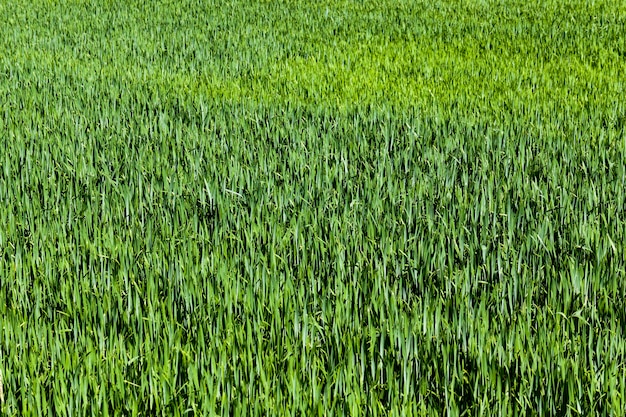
(1, 0, 625, 415)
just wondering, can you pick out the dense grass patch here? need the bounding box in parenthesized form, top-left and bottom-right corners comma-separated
(1, 0, 625, 415)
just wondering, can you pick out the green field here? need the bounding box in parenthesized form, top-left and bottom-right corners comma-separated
(1, 0, 626, 415)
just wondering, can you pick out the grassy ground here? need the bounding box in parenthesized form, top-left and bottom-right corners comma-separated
(1, 0, 626, 415)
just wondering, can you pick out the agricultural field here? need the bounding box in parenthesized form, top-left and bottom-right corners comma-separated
(1, 0, 626, 415)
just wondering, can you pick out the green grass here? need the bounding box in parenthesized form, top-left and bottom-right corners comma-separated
(1, 0, 626, 415)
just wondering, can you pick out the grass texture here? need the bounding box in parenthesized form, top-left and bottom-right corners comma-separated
(1, 0, 626, 415)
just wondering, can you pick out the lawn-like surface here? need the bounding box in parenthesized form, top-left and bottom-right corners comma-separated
(1, 0, 625, 415)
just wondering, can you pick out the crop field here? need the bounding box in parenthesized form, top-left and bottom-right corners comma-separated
(1, 0, 626, 415)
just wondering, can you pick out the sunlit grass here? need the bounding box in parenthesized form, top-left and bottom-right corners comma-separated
(1, 0, 625, 415)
